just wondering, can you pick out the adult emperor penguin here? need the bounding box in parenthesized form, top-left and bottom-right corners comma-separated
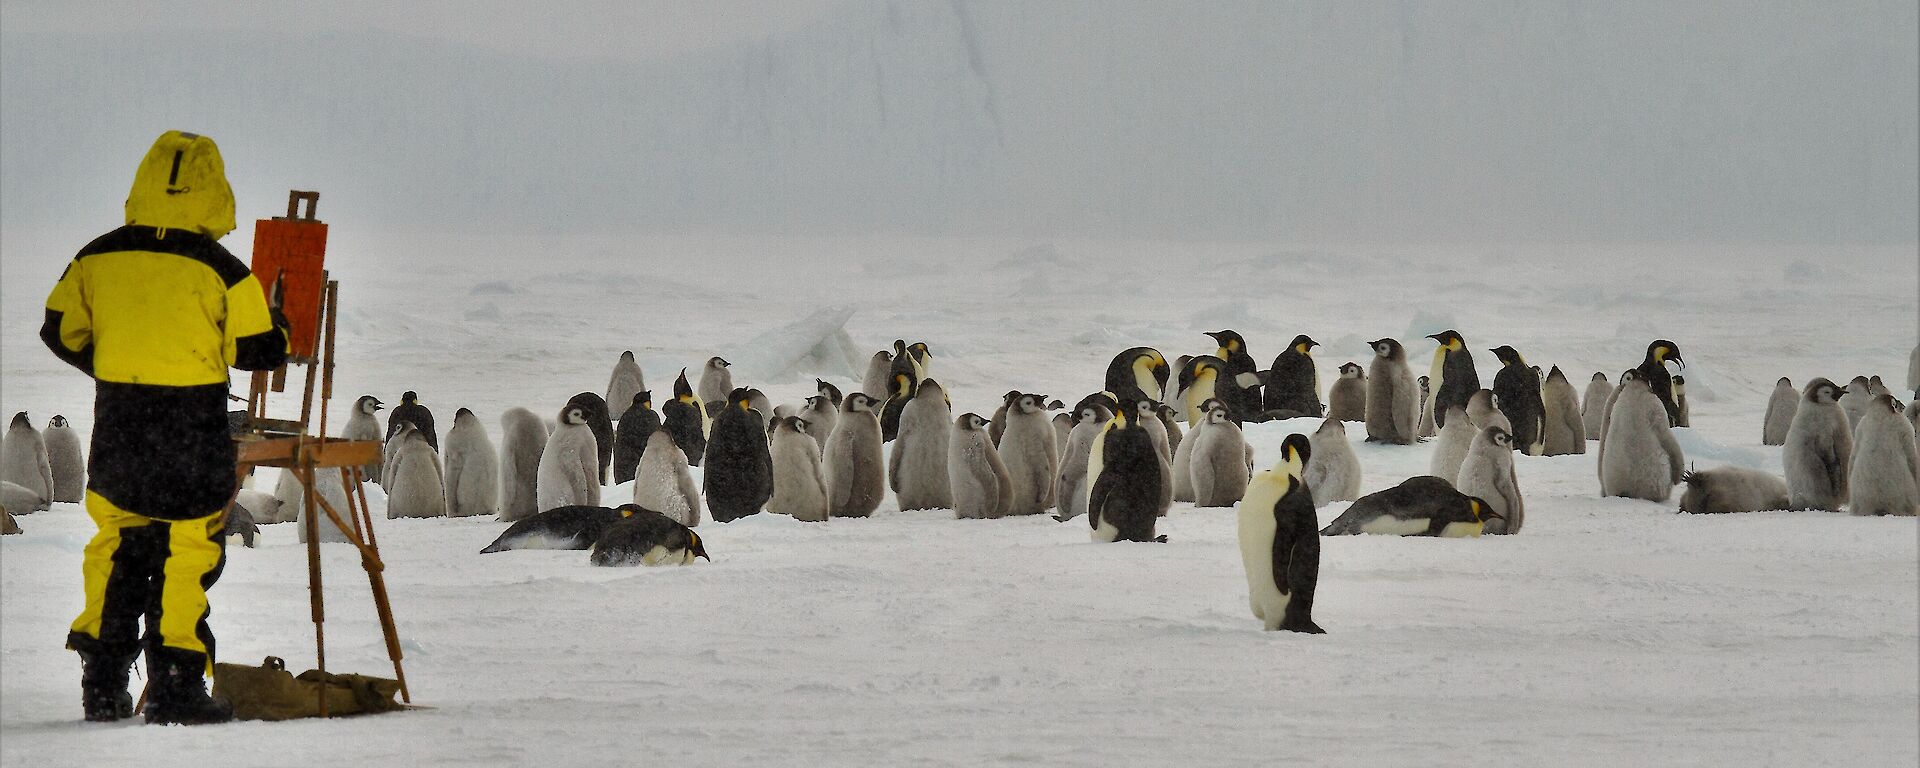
(344, 395, 385, 481)
(1236, 433, 1324, 633)
(611, 392, 660, 484)
(1581, 373, 1613, 440)
(1327, 362, 1367, 422)
(1189, 399, 1250, 508)
(565, 392, 615, 483)
(633, 428, 701, 527)
(1321, 476, 1500, 537)
(605, 351, 646, 418)
(878, 370, 917, 443)
(480, 503, 636, 553)
(386, 391, 438, 450)
(890, 379, 954, 510)
(704, 387, 774, 523)
(798, 395, 839, 455)
(1206, 330, 1265, 420)
(589, 508, 710, 567)
(497, 406, 548, 521)
(697, 357, 734, 417)
(1678, 467, 1790, 514)
(1088, 399, 1166, 543)
(1599, 375, 1685, 502)
(443, 408, 499, 518)
(1540, 366, 1586, 456)
(1303, 417, 1361, 506)
(1416, 376, 1436, 438)
(386, 425, 446, 519)
(1636, 340, 1685, 425)
(949, 413, 1013, 519)
(998, 393, 1060, 516)
(889, 340, 922, 389)
(1105, 347, 1171, 404)
(1178, 355, 1228, 427)
(1456, 425, 1524, 534)
(43, 415, 84, 503)
(0, 413, 52, 505)
(1261, 335, 1323, 419)
(1489, 346, 1546, 456)
(1364, 338, 1418, 444)
(906, 341, 933, 380)
(537, 403, 601, 512)
(1053, 400, 1111, 522)
(1846, 394, 1919, 516)
(1671, 375, 1692, 428)
(1782, 378, 1852, 512)
(1840, 376, 1872, 431)
(767, 416, 829, 522)
(825, 392, 886, 518)
(662, 368, 708, 468)
(1424, 330, 1480, 429)
(862, 350, 894, 403)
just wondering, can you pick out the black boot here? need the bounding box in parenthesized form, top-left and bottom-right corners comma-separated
(144, 649, 233, 725)
(78, 650, 136, 722)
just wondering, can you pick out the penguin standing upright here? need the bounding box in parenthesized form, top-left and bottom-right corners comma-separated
(1671, 375, 1692, 428)
(566, 392, 615, 484)
(798, 395, 839, 455)
(704, 387, 774, 523)
(889, 340, 921, 390)
(537, 404, 601, 512)
(1303, 417, 1361, 506)
(43, 415, 84, 503)
(1416, 377, 1436, 438)
(662, 369, 708, 468)
(344, 395, 384, 481)
(1762, 377, 1799, 446)
(1429, 404, 1477, 483)
(1489, 346, 1546, 455)
(1236, 433, 1323, 633)
(1327, 362, 1367, 422)
(1189, 399, 1250, 508)
(385, 391, 438, 450)
(949, 413, 1013, 519)
(1162, 355, 1194, 422)
(1157, 404, 1185, 459)
(1051, 412, 1074, 456)
(1540, 366, 1586, 456)
(906, 342, 933, 380)
(1841, 376, 1872, 431)
(879, 371, 917, 442)
(590, 508, 710, 567)
(496, 407, 547, 521)
(1364, 339, 1418, 444)
(816, 379, 844, 409)
(605, 351, 646, 416)
(385, 426, 446, 519)
(1129, 399, 1175, 516)
(1847, 394, 1918, 516)
(1424, 330, 1480, 429)
(278, 468, 355, 542)
(632, 429, 701, 527)
(443, 408, 499, 518)
(1054, 401, 1111, 522)
(1261, 335, 1322, 419)
(1206, 331, 1264, 420)
(697, 357, 734, 416)
(1581, 373, 1613, 440)
(1105, 347, 1170, 404)
(767, 416, 829, 522)
(890, 379, 954, 511)
(824, 393, 886, 518)
(998, 393, 1060, 516)
(987, 390, 1020, 447)
(1636, 340, 1685, 425)
(1320, 476, 1500, 537)
(1599, 376, 1685, 502)
(1177, 356, 1227, 427)
(1456, 425, 1524, 533)
(1470, 389, 1510, 433)
(1782, 378, 1852, 512)
(611, 392, 659, 484)
(862, 351, 893, 403)
(1169, 410, 1202, 504)
(1088, 400, 1165, 543)
(0, 413, 52, 505)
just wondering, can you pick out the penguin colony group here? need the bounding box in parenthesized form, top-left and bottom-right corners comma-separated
(8, 338, 1917, 626)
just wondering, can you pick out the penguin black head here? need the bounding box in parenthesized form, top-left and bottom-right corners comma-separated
(456, 407, 474, 419)
(958, 412, 990, 431)
(709, 357, 730, 369)
(1339, 362, 1363, 377)
(892, 373, 917, 399)
(1288, 334, 1317, 354)
(1465, 497, 1504, 523)
(1047, 399, 1064, 410)
(1369, 339, 1403, 359)
(1205, 330, 1245, 353)
(687, 530, 710, 561)
(401, 391, 419, 403)
(803, 395, 828, 413)
(560, 406, 588, 425)
(815, 379, 843, 405)
(728, 387, 754, 411)
(1805, 378, 1842, 404)
(673, 369, 695, 400)
(1673, 375, 1686, 387)
(1645, 340, 1684, 369)
(1594, 372, 1610, 382)
(1280, 433, 1312, 475)
(1110, 398, 1141, 428)
(892, 339, 909, 356)
(1179, 356, 1225, 389)
(634, 390, 653, 409)
(1489, 346, 1525, 367)
(49, 414, 67, 428)
(1200, 399, 1232, 425)
(620, 350, 636, 361)
(1619, 369, 1641, 384)
(907, 342, 930, 362)
(1426, 329, 1465, 349)
(1018, 394, 1050, 413)
(1076, 402, 1111, 425)
(1001, 390, 1022, 406)
(1418, 375, 1430, 388)
(359, 395, 385, 414)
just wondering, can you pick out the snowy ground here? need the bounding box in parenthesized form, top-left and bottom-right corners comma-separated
(2, 233, 1916, 766)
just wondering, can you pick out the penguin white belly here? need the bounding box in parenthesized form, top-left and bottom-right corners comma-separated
(1091, 517, 1120, 542)
(639, 545, 679, 566)
(1358, 516, 1431, 536)
(1236, 476, 1289, 627)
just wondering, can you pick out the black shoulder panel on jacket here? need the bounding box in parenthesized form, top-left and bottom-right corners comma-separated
(76, 226, 252, 287)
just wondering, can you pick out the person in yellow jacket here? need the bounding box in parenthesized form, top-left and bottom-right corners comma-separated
(42, 131, 289, 725)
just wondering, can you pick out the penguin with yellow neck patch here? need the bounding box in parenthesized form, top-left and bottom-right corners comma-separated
(1636, 340, 1686, 425)
(590, 507, 710, 566)
(1319, 476, 1501, 537)
(1236, 433, 1325, 633)
(704, 388, 773, 522)
(879, 371, 917, 442)
(1424, 330, 1479, 429)
(1261, 334, 1323, 419)
(1205, 330, 1265, 421)
(1489, 345, 1547, 456)
(1087, 399, 1166, 543)
(1178, 355, 1240, 427)
(661, 368, 707, 467)
(1105, 347, 1170, 404)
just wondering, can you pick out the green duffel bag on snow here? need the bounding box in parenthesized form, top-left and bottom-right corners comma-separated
(211, 656, 404, 720)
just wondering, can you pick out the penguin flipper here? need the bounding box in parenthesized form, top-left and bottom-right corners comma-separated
(1280, 536, 1325, 635)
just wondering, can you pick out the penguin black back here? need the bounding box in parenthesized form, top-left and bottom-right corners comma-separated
(1206, 330, 1264, 420)
(662, 368, 707, 468)
(480, 504, 630, 554)
(1636, 340, 1684, 425)
(1262, 334, 1323, 418)
(1104, 347, 1170, 404)
(386, 391, 438, 449)
(612, 391, 660, 485)
(879, 372, 918, 442)
(589, 507, 710, 566)
(1241, 433, 1324, 633)
(1425, 330, 1480, 428)
(1089, 399, 1166, 543)
(567, 392, 615, 483)
(1489, 345, 1546, 455)
(703, 387, 773, 523)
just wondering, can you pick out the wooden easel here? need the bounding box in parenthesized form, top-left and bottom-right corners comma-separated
(233, 278, 411, 716)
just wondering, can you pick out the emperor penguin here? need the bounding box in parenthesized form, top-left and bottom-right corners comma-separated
(270, 464, 350, 525)
(1169, 407, 1201, 504)
(1054, 401, 1112, 521)
(385, 426, 447, 519)
(1205, 330, 1264, 419)
(798, 395, 839, 455)
(497, 407, 548, 522)
(1189, 399, 1250, 508)
(222, 495, 259, 547)
(704, 387, 774, 523)
(999, 393, 1060, 516)
(1261, 335, 1323, 419)
(1782, 378, 1852, 512)
(1303, 417, 1361, 506)
(1237, 433, 1324, 632)
(1320, 476, 1501, 537)
(632, 428, 701, 527)
(1363, 338, 1418, 444)
(1105, 347, 1170, 404)
(1468, 389, 1510, 433)
(949, 413, 1013, 519)
(1416, 376, 1436, 438)
(1087, 399, 1166, 543)
(1129, 399, 1175, 515)
(697, 357, 734, 417)
(888, 340, 922, 391)
(605, 351, 646, 417)
(1636, 340, 1685, 425)
(906, 341, 933, 380)
(1540, 366, 1586, 456)
(987, 390, 1020, 447)
(1594, 371, 1634, 483)
(1162, 354, 1195, 422)
(343, 395, 385, 481)
(1845, 394, 1917, 516)
(1456, 425, 1524, 534)
(0, 413, 52, 506)
(825, 392, 886, 518)
(442, 408, 499, 518)
(816, 378, 844, 409)
(611, 392, 660, 484)
(536, 404, 601, 512)
(1868, 375, 1890, 398)
(1671, 375, 1692, 428)
(1428, 404, 1478, 483)
(589, 508, 710, 567)
(1581, 373, 1613, 440)
(1910, 344, 1920, 391)
(1599, 376, 1685, 502)
(43, 415, 84, 503)
(1052, 412, 1074, 455)
(767, 416, 829, 522)
(1489, 346, 1546, 455)
(1840, 376, 1872, 431)
(1157, 404, 1185, 459)
(1177, 356, 1228, 427)
(662, 368, 708, 467)
(481, 503, 633, 553)
(385, 391, 438, 450)
(862, 351, 894, 404)
(1678, 467, 1790, 514)
(1424, 330, 1480, 429)
(890, 379, 954, 511)
(566, 392, 615, 483)
(1327, 362, 1367, 422)
(879, 371, 917, 443)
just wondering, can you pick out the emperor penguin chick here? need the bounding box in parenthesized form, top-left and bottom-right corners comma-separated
(1846, 394, 1917, 516)
(1088, 400, 1166, 543)
(949, 413, 1013, 519)
(0, 413, 52, 506)
(1840, 376, 1872, 431)
(1429, 405, 1478, 483)
(443, 408, 500, 518)
(1054, 401, 1111, 522)
(385, 426, 447, 519)
(704, 387, 773, 523)
(1468, 389, 1511, 433)
(1206, 330, 1265, 420)
(497, 407, 548, 521)
(1052, 412, 1074, 456)
(662, 369, 707, 468)
(998, 393, 1060, 516)
(1678, 467, 1790, 514)
(1327, 362, 1367, 422)
(889, 379, 954, 511)
(798, 395, 839, 455)
(611, 392, 660, 485)
(344, 395, 385, 481)
(632, 429, 701, 527)
(1456, 425, 1524, 534)
(1489, 346, 1546, 455)
(566, 392, 615, 484)
(862, 351, 894, 405)
(815, 378, 844, 409)
(767, 416, 829, 522)
(537, 404, 601, 512)
(1599, 376, 1685, 502)
(1237, 433, 1324, 633)
(1782, 378, 1852, 512)
(270, 463, 351, 526)
(605, 351, 646, 418)
(1540, 366, 1586, 456)
(697, 357, 734, 416)
(825, 393, 886, 518)
(1636, 340, 1685, 425)
(43, 415, 84, 503)
(1581, 373, 1613, 440)
(1303, 417, 1361, 506)
(1364, 338, 1418, 444)
(1189, 399, 1250, 508)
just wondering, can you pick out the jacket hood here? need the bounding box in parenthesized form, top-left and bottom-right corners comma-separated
(124, 130, 236, 238)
